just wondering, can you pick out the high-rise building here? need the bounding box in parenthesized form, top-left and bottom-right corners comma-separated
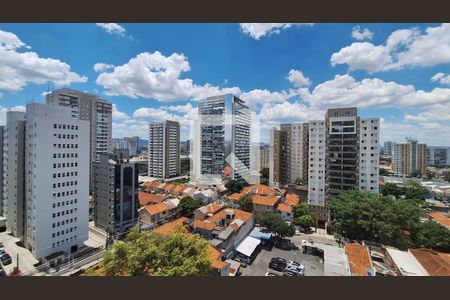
(260, 146, 270, 169)
(393, 138, 427, 176)
(269, 123, 309, 187)
(309, 108, 380, 226)
(383, 141, 396, 156)
(148, 121, 180, 179)
(0, 126, 4, 217)
(113, 138, 127, 150)
(46, 88, 112, 191)
(192, 94, 251, 184)
(124, 136, 140, 156)
(4, 103, 89, 259)
(93, 153, 138, 233)
(427, 146, 450, 167)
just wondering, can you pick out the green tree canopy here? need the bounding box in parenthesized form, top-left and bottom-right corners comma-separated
(379, 168, 390, 176)
(178, 196, 204, 217)
(404, 180, 429, 201)
(295, 215, 315, 229)
(380, 182, 404, 199)
(295, 177, 307, 185)
(416, 221, 450, 252)
(293, 203, 310, 219)
(225, 180, 244, 194)
(88, 227, 212, 276)
(238, 194, 253, 212)
(256, 213, 295, 238)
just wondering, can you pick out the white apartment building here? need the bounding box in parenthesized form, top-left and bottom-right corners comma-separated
(148, 121, 180, 179)
(427, 146, 450, 167)
(308, 120, 326, 208)
(358, 118, 380, 194)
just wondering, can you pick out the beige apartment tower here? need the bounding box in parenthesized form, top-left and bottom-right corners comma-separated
(393, 138, 427, 177)
(148, 121, 180, 179)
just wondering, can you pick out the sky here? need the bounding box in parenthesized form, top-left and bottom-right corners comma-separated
(0, 23, 450, 146)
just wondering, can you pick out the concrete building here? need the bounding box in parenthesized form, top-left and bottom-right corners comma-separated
(148, 121, 180, 179)
(427, 146, 450, 167)
(393, 138, 427, 177)
(7, 103, 90, 260)
(124, 136, 140, 156)
(269, 123, 309, 187)
(308, 108, 380, 227)
(113, 138, 127, 150)
(260, 146, 269, 169)
(46, 88, 112, 191)
(0, 126, 3, 217)
(93, 153, 139, 234)
(192, 94, 252, 184)
(383, 141, 396, 156)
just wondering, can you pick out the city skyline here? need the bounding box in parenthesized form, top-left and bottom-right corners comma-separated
(1, 23, 450, 146)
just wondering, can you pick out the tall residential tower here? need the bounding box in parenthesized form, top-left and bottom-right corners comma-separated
(148, 121, 180, 179)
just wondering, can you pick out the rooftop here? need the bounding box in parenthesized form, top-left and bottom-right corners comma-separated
(153, 217, 188, 236)
(144, 203, 170, 215)
(228, 192, 245, 201)
(197, 203, 224, 216)
(193, 220, 217, 231)
(410, 248, 450, 276)
(385, 248, 428, 276)
(252, 195, 280, 207)
(345, 242, 373, 276)
(428, 211, 450, 229)
(243, 184, 277, 196)
(277, 203, 293, 213)
(285, 193, 300, 206)
(139, 192, 166, 206)
(207, 208, 253, 226)
(143, 181, 161, 189)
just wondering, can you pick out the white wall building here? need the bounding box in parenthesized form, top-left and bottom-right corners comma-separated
(148, 121, 180, 179)
(308, 120, 326, 207)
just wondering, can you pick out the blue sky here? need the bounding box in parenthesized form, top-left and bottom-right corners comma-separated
(0, 23, 450, 145)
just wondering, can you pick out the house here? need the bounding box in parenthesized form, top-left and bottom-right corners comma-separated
(242, 184, 278, 196)
(194, 203, 224, 220)
(142, 181, 161, 192)
(362, 240, 398, 276)
(277, 203, 294, 222)
(182, 186, 197, 198)
(227, 192, 245, 208)
(153, 217, 230, 276)
(385, 247, 429, 276)
(138, 192, 167, 206)
(427, 211, 450, 230)
(344, 242, 375, 276)
(252, 195, 281, 217)
(139, 199, 179, 225)
(285, 193, 300, 207)
(194, 189, 216, 204)
(410, 248, 450, 276)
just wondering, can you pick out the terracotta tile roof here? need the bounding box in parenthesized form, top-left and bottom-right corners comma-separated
(252, 195, 280, 207)
(243, 184, 277, 196)
(143, 181, 160, 188)
(345, 242, 372, 276)
(144, 203, 170, 215)
(285, 193, 300, 206)
(153, 217, 188, 236)
(410, 248, 450, 276)
(228, 192, 245, 201)
(193, 220, 217, 231)
(200, 203, 224, 215)
(139, 192, 166, 206)
(173, 185, 186, 194)
(162, 184, 176, 192)
(207, 208, 253, 224)
(153, 217, 227, 271)
(428, 211, 450, 229)
(277, 203, 293, 213)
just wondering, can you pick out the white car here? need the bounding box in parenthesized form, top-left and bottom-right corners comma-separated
(288, 261, 305, 275)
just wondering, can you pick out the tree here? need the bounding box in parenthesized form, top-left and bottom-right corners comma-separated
(328, 191, 423, 250)
(295, 215, 314, 229)
(178, 196, 203, 217)
(379, 168, 389, 176)
(225, 180, 244, 194)
(404, 180, 429, 201)
(443, 171, 450, 182)
(238, 194, 253, 212)
(86, 227, 212, 276)
(415, 221, 450, 252)
(295, 177, 307, 185)
(256, 213, 295, 238)
(293, 203, 309, 219)
(380, 182, 404, 199)
(260, 167, 269, 179)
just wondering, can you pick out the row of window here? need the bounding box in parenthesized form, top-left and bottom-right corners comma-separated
(53, 162, 78, 168)
(52, 181, 78, 189)
(51, 236, 77, 249)
(53, 143, 79, 149)
(52, 217, 78, 228)
(53, 153, 78, 159)
(52, 190, 78, 198)
(53, 123, 79, 130)
(52, 171, 79, 178)
(51, 227, 78, 238)
(52, 199, 78, 208)
(52, 208, 78, 218)
(53, 133, 79, 139)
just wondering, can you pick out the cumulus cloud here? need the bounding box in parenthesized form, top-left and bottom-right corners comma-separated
(431, 72, 450, 85)
(382, 120, 450, 146)
(286, 69, 311, 87)
(112, 103, 129, 120)
(331, 23, 450, 72)
(95, 23, 127, 37)
(351, 26, 374, 41)
(299, 74, 450, 109)
(404, 103, 450, 122)
(239, 88, 298, 109)
(0, 29, 87, 92)
(162, 103, 193, 113)
(95, 51, 241, 102)
(239, 23, 314, 40)
(93, 63, 114, 73)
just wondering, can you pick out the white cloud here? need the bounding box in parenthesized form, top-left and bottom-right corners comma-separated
(382, 120, 450, 146)
(112, 103, 129, 120)
(95, 23, 126, 37)
(331, 23, 450, 72)
(162, 103, 193, 113)
(351, 26, 374, 41)
(93, 63, 114, 73)
(239, 88, 297, 109)
(239, 23, 314, 40)
(404, 103, 450, 122)
(286, 69, 311, 87)
(431, 72, 450, 85)
(0, 105, 26, 126)
(95, 51, 241, 102)
(0, 30, 87, 92)
(299, 74, 450, 109)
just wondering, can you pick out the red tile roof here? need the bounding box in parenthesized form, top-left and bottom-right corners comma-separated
(410, 248, 450, 276)
(228, 192, 245, 201)
(153, 217, 188, 236)
(243, 184, 277, 196)
(277, 203, 293, 213)
(139, 192, 166, 206)
(252, 195, 280, 207)
(193, 220, 217, 231)
(201, 203, 224, 214)
(207, 208, 253, 224)
(285, 193, 300, 206)
(428, 212, 450, 229)
(143, 181, 161, 188)
(345, 242, 372, 276)
(144, 203, 170, 215)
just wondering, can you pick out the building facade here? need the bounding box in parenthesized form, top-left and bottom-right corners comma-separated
(3, 103, 90, 259)
(383, 141, 396, 156)
(192, 94, 252, 184)
(124, 136, 140, 156)
(427, 146, 450, 167)
(309, 108, 380, 226)
(260, 147, 269, 169)
(0, 126, 3, 217)
(148, 121, 180, 179)
(46, 88, 112, 191)
(393, 139, 427, 177)
(93, 153, 139, 233)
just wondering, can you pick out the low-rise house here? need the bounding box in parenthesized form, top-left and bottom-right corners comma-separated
(428, 211, 450, 230)
(345, 242, 375, 276)
(142, 181, 161, 192)
(181, 186, 197, 198)
(276, 203, 294, 222)
(385, 247, 429, 276)
(252, 195, 281, 217)
(194, 189, 216, 204)
(227, 192, 245, 208)
(139, 192, 167, 206)
(285, 193, 300, 207)
(242, 184, 278, 196)
(410, 248, 450, 276)
(362, 240, 398, 276)
(139, 199, 179, 225)
(194, 203, 224, 220)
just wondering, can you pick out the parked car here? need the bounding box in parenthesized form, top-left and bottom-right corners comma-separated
(265, 271, 279, 276)
(271, 257, 287, 265)
(283, 270, 298, 276)
(0, 253, 12, 266)
(269, 262, 285, 272)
